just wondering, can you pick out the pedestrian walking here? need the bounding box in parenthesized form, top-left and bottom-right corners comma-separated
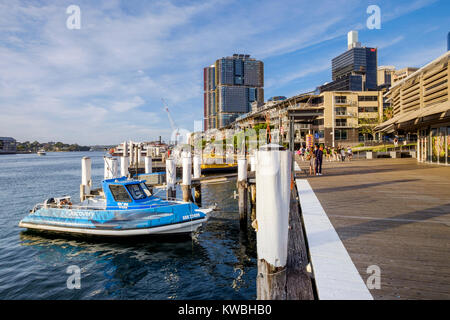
(315, 145, 324, 175)
(307, 147, 315, 175)
(340, 146, 346, 162)
(347, 146, 353, 161)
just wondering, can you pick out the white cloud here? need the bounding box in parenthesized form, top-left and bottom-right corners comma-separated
(110, 96, 145, 112)
(0, 0, 442, 144)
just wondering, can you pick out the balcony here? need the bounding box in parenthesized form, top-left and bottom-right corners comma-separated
(334, 100, 357, 106)
(335, 111, 356, 117)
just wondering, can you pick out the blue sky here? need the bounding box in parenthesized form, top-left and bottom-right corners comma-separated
(0, 0, 449, 145)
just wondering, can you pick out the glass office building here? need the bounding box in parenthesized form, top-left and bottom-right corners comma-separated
(203, 54, 264, 130)
(320, 46, 378, 92)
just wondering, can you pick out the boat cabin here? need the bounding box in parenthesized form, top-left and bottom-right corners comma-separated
(102, 177, 153, 209)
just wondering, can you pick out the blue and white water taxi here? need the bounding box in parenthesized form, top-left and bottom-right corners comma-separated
(19, 177, 210, 237)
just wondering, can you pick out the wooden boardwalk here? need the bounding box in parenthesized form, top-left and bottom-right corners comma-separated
(295, 157, 450, 300)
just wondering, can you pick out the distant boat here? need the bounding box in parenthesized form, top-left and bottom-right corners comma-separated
(37, 149, 46, 156)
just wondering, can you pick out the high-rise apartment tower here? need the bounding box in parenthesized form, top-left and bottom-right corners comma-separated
(203, 54, 264, 130)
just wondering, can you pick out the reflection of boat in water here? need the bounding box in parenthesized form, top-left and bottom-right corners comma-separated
(19, 177, 211, 237)
(37, 149, 46, 156)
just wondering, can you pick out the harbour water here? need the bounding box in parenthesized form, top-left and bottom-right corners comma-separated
(0, 152, 256, 299)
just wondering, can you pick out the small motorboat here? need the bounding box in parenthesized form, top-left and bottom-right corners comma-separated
(37, 149, 46, 156)
(19, 177, 211, 237)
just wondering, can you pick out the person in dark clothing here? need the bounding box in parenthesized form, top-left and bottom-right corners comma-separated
(314, 145, 323, 175)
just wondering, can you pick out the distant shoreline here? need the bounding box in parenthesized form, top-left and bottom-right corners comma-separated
(1, 150, 107, 155)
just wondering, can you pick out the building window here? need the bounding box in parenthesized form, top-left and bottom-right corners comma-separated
(336, 119, 347, 127)
(358, 96, 378, 101)
(358, 118, 378, 125)
(358, 107, 378, 113)
(335, 129, 348, 140)
(439, 127, 446, 164)
(335, 96, 347, 104)
(431, 128, 438, 163)
(335, 107, 346, 115)
(447, 127, 450, 165)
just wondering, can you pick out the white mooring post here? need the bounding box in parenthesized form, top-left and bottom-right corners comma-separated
(121, 156, 129, 177)
(182, 154, 192, 202)
(137, 144, 142, 165)
(121, 141, 129, 177)
(80, 157, 92, 202)
(166, 158, 176, 199)
(250, 155, 257, 172)
(193, 154, 201, 179)
(104, 157, 119, 180)
(144, 155, 152, 174)
(256, 148, 291, 299)
(129, 142, 134, 166)
(238, 158, 248, 227)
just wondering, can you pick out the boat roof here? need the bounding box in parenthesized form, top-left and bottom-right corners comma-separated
(102, 176, 146, 185)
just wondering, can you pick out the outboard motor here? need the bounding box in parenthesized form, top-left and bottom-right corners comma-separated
(43, 198, 56, 208)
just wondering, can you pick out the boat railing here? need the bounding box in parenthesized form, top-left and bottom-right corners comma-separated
(32, 203, 107, 211)
(32, 198, 187, 212)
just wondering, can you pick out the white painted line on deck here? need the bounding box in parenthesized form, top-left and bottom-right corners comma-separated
(295, 179, 373, 300)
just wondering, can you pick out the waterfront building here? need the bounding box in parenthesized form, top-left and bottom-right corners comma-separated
(320, 31, 378, 92)
(377, 66, 396, 90)
(233, 90, 383, 147)
(376, 51, 450, 165)
(0, 137, 17, 154)
(392, 67, 419, 85)
(203, 54, 264, 130)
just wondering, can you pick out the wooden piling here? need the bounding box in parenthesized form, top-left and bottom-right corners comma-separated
(255, 149, 314, 300)
(250, 183, 256, 222)
(166, 158, 176, 199)
(238, 158, 248, 227)
(285, 186, 315, 300)
(194, 184, 202, 206)
(182, 155, 192, 202)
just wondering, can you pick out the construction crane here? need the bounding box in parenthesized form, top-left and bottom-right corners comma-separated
(162, 98, 180, 145)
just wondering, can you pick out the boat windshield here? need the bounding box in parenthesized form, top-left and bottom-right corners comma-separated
(109, 185, 132, 202)
(139, 182, 152, 197)
(126, 183, 147, 200)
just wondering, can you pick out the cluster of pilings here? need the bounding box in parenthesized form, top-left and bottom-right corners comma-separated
(79, 145, 314, 300)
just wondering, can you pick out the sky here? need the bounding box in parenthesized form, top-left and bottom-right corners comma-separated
(0, 0, 449, 145)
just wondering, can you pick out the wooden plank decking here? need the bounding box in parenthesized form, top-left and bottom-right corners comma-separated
(295, 157, 450, 300)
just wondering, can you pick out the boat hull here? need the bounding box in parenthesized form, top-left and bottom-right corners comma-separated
(19, 216, 208, 236)
(19, 201, 211, 237)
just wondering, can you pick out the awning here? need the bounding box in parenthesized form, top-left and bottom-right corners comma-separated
(418, 101, 450, 118)
(397, 108, 422, 124)
(376, 101, 450, 132)
(375, 113, 410, 131)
